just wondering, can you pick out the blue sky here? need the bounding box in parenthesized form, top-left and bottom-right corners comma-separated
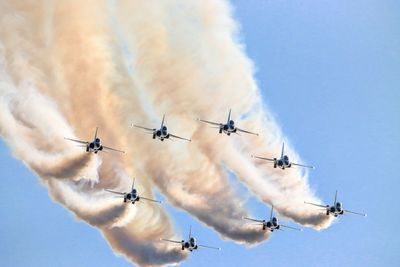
(1, 1, 399, 266)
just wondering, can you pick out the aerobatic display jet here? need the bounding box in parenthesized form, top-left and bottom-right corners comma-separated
(161, 226, 220, 252)
(132, 115, 191, 142)
(252, 142, 314, 170)
(64, 127, 125, 154)
(197, 109, 259, 136)
(243, 205, 302, 232)
(105, 179, 161, 205)
(305, 190, 367, 217)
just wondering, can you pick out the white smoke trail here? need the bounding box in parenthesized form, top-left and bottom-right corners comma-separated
(0, 0, 332, 266)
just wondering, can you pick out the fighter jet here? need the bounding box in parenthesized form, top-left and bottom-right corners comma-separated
(252, 142, 314, 170)
(105, 178, 161, 205)
(305, 190, 367, 217)
(161, 226, 221, 252)
(197, 109, 259, 136)
(243, 205, 302, 232)
(64, 127, 125, 154)
(132, 115, 191, 142)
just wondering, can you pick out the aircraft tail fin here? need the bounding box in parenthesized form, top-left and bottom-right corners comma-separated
(270, 205, 274, 221)
(161, 114, 165, 128)
(189, 225, 192, 239)
(227, 109, 231, 124)
(281, 142, 285, 159)
(334, 190, 338, 205)
(94, 127, 99, 139)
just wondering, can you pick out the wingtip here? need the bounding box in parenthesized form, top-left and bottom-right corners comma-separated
(364, 214, 368, 217)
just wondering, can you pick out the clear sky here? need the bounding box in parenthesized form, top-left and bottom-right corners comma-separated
(1, 1, 399, 266)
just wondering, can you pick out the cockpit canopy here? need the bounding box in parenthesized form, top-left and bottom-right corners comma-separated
(162, 126, 167, 132)
(272, 217, 278, 225)
(335, 202, 342, 210)
(229, 120, 235, 126)
(95, 138, 101, 143)
(189, 237, 196, 246)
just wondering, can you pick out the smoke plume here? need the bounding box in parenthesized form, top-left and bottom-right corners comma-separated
(0, 0, 332, 266)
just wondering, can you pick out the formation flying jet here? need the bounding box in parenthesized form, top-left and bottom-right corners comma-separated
(105, 179, 161, 204)
(64, 127, 125, 154)
(133, 115, 191, 142)
(305, 191, 367, 217)
(243, 205, 302, 232)
(162, 226, 220, 252)
(252, 142, 314, 170)
(198, 109, 259, 136)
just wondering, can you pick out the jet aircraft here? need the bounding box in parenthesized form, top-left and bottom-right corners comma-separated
(243, 205, 302, 232)
(133, 115, 191, 142)
(162, 226, 220, 251)
(305, 190, 367, 217)
(198, 109, 259, 136)
(252, 142, 314, 170)
(64, 127, 125, 154)
(105, 179, 161, 204)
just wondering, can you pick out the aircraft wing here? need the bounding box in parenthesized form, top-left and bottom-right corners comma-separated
(140, 196, 162, 203)
(161, 238, 182, 244)
(304, 201, 328, 208)
(197, 118, 222, 126)
(102, 145, 125, 154)
(198, 244, 221, 250)
(64, 137, 89, 145)
(132, 124, 155, 132)
(169, 133, 191, 142)
(251, 155, 275, 162)
(280, 224, 303, 231)
(344, 209, 367, 217)
(291, 163, 315, 169)
(105, 189, 125, 195)
(236, 128, 259, 136)
(243, 216, 264, 223)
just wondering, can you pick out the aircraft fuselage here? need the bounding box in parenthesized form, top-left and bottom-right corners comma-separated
(274, 155, 292, 169)
(262, 217, 280, 231)
(219, 120, 237, 136)
(326, 202, 344, 217)
(124, 189, 140, 204)
(153, 126, 170, 141)
(87, 138, 103, 153)
(181, 237, 198, 251)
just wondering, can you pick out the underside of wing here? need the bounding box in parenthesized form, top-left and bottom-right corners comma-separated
(304, 201, 328, 208)
(251, 155, 275, 162)
(161, 238, 182, 244)
(64, 137, 89, 145)
(132, 124, 155, 132)
(243, 216, 264, 223)
(105, 189, 125, 195)
(169, 133, 191, 142)
(140, 196, 162, 203)
(291, 162, 315, 169)
(102, 145, 125, 153)
(197, 118, 221, 126)
(236, 128, 259, 136)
